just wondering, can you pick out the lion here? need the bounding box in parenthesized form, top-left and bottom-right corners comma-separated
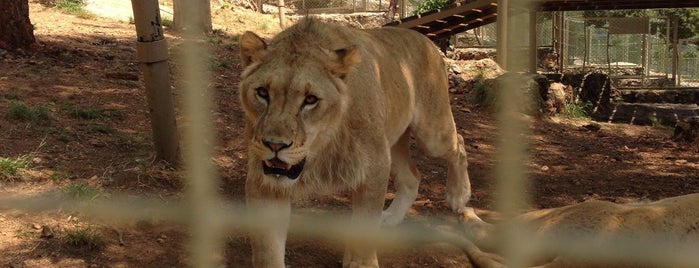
(238, 18, 472, 267)
(460, 193, 699, 268)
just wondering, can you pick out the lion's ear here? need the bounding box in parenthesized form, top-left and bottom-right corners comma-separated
(240, 31, 267, 68)
(330, 46, 360, 79)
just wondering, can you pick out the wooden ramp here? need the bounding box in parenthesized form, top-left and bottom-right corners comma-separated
(384, 0, 498, 41)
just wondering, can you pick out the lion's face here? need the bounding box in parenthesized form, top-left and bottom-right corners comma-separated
(238, 30, 358, 186)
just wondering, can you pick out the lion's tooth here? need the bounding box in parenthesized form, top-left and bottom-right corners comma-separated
(264, 160, 273, 168)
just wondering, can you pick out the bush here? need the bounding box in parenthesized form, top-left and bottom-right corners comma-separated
(562, 101, 592, 120)
(8, 101, 49, 122)
(412, 0, 451, 15)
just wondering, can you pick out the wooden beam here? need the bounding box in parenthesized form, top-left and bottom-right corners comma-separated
(429, 16, 498, 40)
(130, 0, 181, 164)
(390, 0, 497, 29)
(410, 5, 498, 35)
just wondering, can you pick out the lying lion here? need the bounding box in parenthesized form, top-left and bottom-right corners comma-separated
(461, 193, 699, 268)
(238, 18, 471, 267)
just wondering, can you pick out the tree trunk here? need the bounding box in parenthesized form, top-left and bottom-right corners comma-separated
(173, 0, 212, 32)
(0, 0, 36, 50)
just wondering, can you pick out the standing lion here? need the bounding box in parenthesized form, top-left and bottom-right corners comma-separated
(238, 18, 472, 267)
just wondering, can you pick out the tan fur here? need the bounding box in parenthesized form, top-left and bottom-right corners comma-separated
(462, 194, 699, 268)
(239, 18, 472, 267)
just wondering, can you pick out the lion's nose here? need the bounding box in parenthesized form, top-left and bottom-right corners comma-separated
(263, 140, 292, 152)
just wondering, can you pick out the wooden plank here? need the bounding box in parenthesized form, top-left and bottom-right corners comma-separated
(409, 5, 498, 35)
(429, 16, 497, 40)
(391, 0, 497, 29)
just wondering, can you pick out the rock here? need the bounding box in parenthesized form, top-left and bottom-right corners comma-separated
(546, 82, 568, 114)
(40, 225, 54, 239)
(582, 123, 601, 131)
(672, 116, 699, 146)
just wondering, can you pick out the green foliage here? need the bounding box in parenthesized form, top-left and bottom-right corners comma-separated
(412, 0, 451, 15)
(63, 182, 102, 200)
(87, 124, 112, 134)
(4, 90, 21, 100)
(64, 228, 104, 251)
(473, 73, 497, 108)
(8, 101, 49, 122)
(15, 229, 35, 238)
(562, 101, 592, 120)
(71, 108, 102, 120)
(257, 23, 269, 31)
(0, 155, 31, 180)
(55, 0, 95, 19)
(50, 171, 67, 182)
(161, 17, 174, 27)
(115, 132, 149, 151)
(0, 139, 43, 180)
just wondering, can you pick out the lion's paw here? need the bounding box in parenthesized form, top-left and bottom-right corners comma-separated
(343, 259, 379, 268)
(381, 210, 404, 227)
(343, 250, 379, 268)
(446, 191, 470, 213)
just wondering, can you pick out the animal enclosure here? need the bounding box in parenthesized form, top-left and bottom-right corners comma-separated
(1, 1, 699, 267)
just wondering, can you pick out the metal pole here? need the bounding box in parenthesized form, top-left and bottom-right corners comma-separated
(496, 0, 509, 70)
(495, 1, 534, 267)
(529, 10, 538, 73)
(672, 17, 679, 86)
(130, 0, 180, 164)
(278, 0, 286, 29)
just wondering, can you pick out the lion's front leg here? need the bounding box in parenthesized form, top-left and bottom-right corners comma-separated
(343, 176, 389, 268)
(247, 183, 291, 268)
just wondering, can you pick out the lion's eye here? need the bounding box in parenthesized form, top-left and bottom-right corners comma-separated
(304, 95, 319, 106)
(256, 87, 269, 101)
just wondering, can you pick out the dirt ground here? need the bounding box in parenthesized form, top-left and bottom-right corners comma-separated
(1, 2, 699, 268)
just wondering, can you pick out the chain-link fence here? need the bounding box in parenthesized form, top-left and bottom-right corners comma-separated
(678, 39, 699, 85)
(260, 0, 421, 15)
(561, 16, 675, 86)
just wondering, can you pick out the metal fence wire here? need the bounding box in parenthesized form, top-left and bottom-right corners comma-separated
(3, 1, 699, 268)
(261, 0, 420, 16)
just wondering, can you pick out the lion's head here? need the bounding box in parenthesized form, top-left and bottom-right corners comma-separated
(238, 19, 361, 188)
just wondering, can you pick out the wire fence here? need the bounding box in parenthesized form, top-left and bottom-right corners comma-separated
(260, 0, 421, 15)
(560, 15, 699, 86)
(3, 1, 699, 268)
(679, 40, 699, 84)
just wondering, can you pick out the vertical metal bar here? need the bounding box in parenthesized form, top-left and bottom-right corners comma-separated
(496, 0, 509, 70)
(278, 0, 286, 29)
(177, 1, 221, 267)
(530, 10, 538, 73)
(562, 14, 569, 70)
(553, 11, 564, 70)
(642, 33, 647, 86)
(495, 0, 534, 267)
(672, 17, 679, 86)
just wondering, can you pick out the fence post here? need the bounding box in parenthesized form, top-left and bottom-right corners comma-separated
(672, 17, 679, 86)
(130, 0, 181, 165)
(257, 0, 263, 12)
(278, 0, 286, 28)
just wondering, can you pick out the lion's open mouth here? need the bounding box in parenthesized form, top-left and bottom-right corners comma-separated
(262, 158, 305, 180)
